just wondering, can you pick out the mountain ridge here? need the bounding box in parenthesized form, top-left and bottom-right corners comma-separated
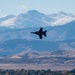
(0, 10, 75, 28)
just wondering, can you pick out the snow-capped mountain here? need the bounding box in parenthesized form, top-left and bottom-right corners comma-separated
(0, 14, 15, 22)
(0, 14, 16, 27)
(0, 10, 75, 28)
(49, 11, 75, 26)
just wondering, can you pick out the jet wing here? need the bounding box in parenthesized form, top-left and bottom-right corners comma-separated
(39, 34, 42, 39)
(39, 27, 43, 32)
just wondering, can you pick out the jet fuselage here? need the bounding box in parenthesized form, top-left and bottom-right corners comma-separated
(31, 27, 47, 39)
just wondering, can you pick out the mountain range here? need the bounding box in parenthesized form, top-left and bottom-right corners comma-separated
(0, 10, 75, 28)
(0, 10, 75, 70)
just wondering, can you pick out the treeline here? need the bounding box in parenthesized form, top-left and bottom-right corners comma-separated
(0, 69, 75, 75)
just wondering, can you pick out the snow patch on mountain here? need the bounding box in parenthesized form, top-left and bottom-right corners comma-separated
(51, 16, 75, 26)
(49, 12, 75, 26)
(1, 17, 16, 27)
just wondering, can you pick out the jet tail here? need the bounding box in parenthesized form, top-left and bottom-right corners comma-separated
(43, 30, 47, 37)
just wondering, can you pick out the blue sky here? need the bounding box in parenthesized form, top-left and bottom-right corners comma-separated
(0, 0, 75, 17)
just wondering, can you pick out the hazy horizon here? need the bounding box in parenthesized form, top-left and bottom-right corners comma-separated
(0, 0, 75, 17)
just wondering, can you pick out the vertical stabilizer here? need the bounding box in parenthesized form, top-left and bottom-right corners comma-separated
(43, 30, 47, 37)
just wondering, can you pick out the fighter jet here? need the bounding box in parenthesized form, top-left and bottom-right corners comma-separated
(31, 27, 47, 39)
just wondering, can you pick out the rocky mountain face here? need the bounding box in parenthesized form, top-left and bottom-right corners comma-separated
(1, 50, 75, 66)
